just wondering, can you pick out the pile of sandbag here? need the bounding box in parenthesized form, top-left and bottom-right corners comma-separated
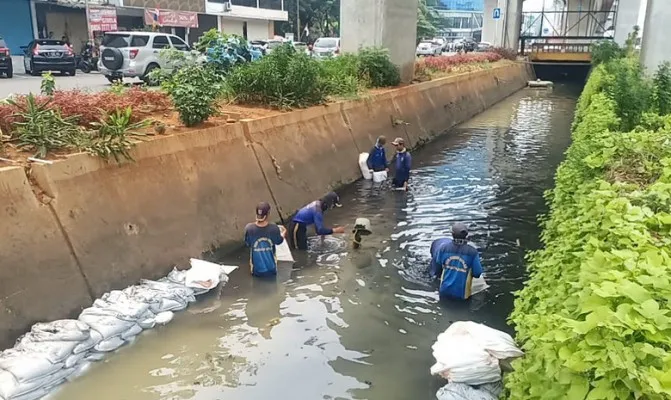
(0, 259, 236, 400)
(430, 321, 523, 400)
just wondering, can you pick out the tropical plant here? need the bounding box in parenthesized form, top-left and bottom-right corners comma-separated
(591, 40, 624, 66)
(163, 64, 223, 126)
(653, 62, 671, 116)
(85, 107, 150, 162)
(357, 47, 400, 88)
(40, 72, 56, 96)
(7, 94, 82, 157)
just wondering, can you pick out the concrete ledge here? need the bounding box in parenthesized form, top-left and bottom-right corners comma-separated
(0, 62, 533, 347)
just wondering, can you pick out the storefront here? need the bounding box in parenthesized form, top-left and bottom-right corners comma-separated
(0, 0, 35, 54)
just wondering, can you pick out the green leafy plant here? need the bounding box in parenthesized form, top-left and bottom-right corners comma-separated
(601, 57, 651, 131)
(319, 54, 361, 98)
(40, 72, 56, 96)
(7, 94, 82, 157)
(357, 47, 401, 88)
(163, 64, 222, 126)
(505, 52, 671, 400)
(653, 62, 671, 116)
(108, 81, 126, 95)
(194, 28, 221, 53)
(591, 40, 624, 66)
(85, 107, 150, 162)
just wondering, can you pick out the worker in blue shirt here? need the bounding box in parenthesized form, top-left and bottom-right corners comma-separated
(391, 137, 412, 190)
(287, 192, 345, 250)
(244, 202, 286, 277)
(430, 223, 483, 300)
(367, 135, 389, 173)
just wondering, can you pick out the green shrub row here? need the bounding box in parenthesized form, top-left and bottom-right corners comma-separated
(505, 59, 671, 397)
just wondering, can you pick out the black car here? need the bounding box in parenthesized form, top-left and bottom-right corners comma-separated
(21, 39, 76, 76)
(0, 37, 13, 78)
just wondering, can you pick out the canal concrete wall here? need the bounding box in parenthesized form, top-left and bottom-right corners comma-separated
(0, 62, 533, 348)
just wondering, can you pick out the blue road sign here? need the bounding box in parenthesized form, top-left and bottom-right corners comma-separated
(493, 8, 501, 19)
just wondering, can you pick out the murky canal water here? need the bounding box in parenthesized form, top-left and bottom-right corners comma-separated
(54, 85, 579, 400)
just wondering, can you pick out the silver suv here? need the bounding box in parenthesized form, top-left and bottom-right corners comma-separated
(98, 31, 191, 84)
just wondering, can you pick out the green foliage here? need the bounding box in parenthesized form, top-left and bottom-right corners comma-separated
(163, 64, 223, 127)
(148, 47, 201, 85)
(226, 44, 326, 109)
(602, 57, 651, 131)
(40, 72, 56, 96)
(591, 40, 624, 66)
(506, 52, 671, 400)
(319, 54, 361, 98)
(357, 47, 401, 88)
(108, 81, 126, 95)
(7, 94, 81, 158)
(653, 62, 671, 116)
(85, 107, 150, 162)
(195, 28, 220, 53)
(417, 0, 440, 41)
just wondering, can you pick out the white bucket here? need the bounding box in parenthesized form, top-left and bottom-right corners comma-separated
(358, 153, 372, 180)
(372, 170, 388, 183)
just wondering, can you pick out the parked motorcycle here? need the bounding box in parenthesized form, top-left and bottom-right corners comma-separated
(77, 43, 98, 73)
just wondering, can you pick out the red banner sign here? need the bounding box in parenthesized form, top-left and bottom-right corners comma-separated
(88, 6, 118, 33)
(144, 8, 199, 28)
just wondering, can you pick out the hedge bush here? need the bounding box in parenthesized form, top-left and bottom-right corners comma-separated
(505, 58, 671, 398)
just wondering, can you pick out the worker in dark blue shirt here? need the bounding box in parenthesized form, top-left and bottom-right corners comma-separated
(367, 135, 389, 173)
(430, 223, 483, 300)
(391, 137, 412, 190)
(287, 192, 345, 250)
(244, 202, 286, 277)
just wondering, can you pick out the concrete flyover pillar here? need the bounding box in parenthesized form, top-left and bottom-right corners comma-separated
(614, 0, 641, 45)
(641, 0, 671, 73)
(340, 0, 419, 83)
(482, 0, 504, 47)
(503, 0, 523, 50)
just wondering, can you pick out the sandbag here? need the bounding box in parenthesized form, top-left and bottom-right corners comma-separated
(0, 350, 64, 383)
(0, 366, 74, 399)
(67, 362, 91, 382)
(14, 336, 77, 364)
(120, 324, 143, 341)
(154, 312, 174, 325)
(452, 322, 524, 360)
(372, 170, 388, 183)
(78, 314, 134, 340)
(471, 277, 489, 296)
(137, 318, 156, 330)
(436, 383, 498, 400)
(359, 153, 373, 180)
(94, 337, 125, 353)
(166, 267, 187, 285)
(72, 330, 103, 355)
(185, 259, 237, 290)
(64, 352, 87, 369)
(29, 320, 90, 343)
(84, 353, 105, 362)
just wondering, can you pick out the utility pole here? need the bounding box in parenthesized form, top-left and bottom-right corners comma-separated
(84, 0, 93, 42)
(296, 0, 301, 41)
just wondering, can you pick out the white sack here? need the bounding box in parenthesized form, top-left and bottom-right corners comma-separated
(276, 240, 295, 263)
(14, 336, 77, 364)
(166, 267, 187, 285)
(436, 383, 498, 400)
(0, 366, 74, 399)
(0, 350, 64, 383)
(138, 318, 156, 330)
(470, 277, 490, 296)
(29, 320, 90, 343)
(84, 353, 105, 362)
(120, 325, 143, 341)
(67, 362, 91, 382)
(78, 314, 134, 340)
(372, 170, 388, 183)
(453, 322, 524, 360)
(64, 352, 87, 369)
(359, 153, 373, 180)
(72, 330, 103, 355)
(186, 259, 237, 290)
(430, 335, 501, 385)
(154, 312, 174, 325)
(94, 337, 125, 353)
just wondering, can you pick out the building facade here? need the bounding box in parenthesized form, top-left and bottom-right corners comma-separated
(1, 0, 287, 55)
(433, 0, 485, 41)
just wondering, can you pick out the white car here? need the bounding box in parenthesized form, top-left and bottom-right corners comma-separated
(98, 31, 192, 84)
(312, 37, 341, 59)
(416, 40, 442, 57)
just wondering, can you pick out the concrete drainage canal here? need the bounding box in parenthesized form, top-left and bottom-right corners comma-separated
(29, 84, 580, 400)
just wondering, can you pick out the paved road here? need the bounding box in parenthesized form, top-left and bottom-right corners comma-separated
(0, 56, 142, 98)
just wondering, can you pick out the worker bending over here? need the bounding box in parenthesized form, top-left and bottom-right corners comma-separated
(287, 192, 345, 250)
(430, 223, 483, 300)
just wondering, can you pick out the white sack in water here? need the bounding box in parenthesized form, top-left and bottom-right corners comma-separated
(120, 324, 143, 341)
(359, 153, 372, 180)
(372, 170, 388, 183)
(154, 311, 174, 325)
(29, 321, 90, 343)
(470, 276, 489, 296)
(94, 336, 125, 353)
(436, 382, 501, 400)
(186, 259, 237, 290)
(64, 352, 87, 369)
(276, 240, 294, 263)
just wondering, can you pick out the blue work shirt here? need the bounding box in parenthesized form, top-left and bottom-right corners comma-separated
(393, 150, 412, 185)
(367, 145, 389, 172)
(293, 201, 333, 235)
(244, 223, 284, 277)
(430, 238, 483, 299)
